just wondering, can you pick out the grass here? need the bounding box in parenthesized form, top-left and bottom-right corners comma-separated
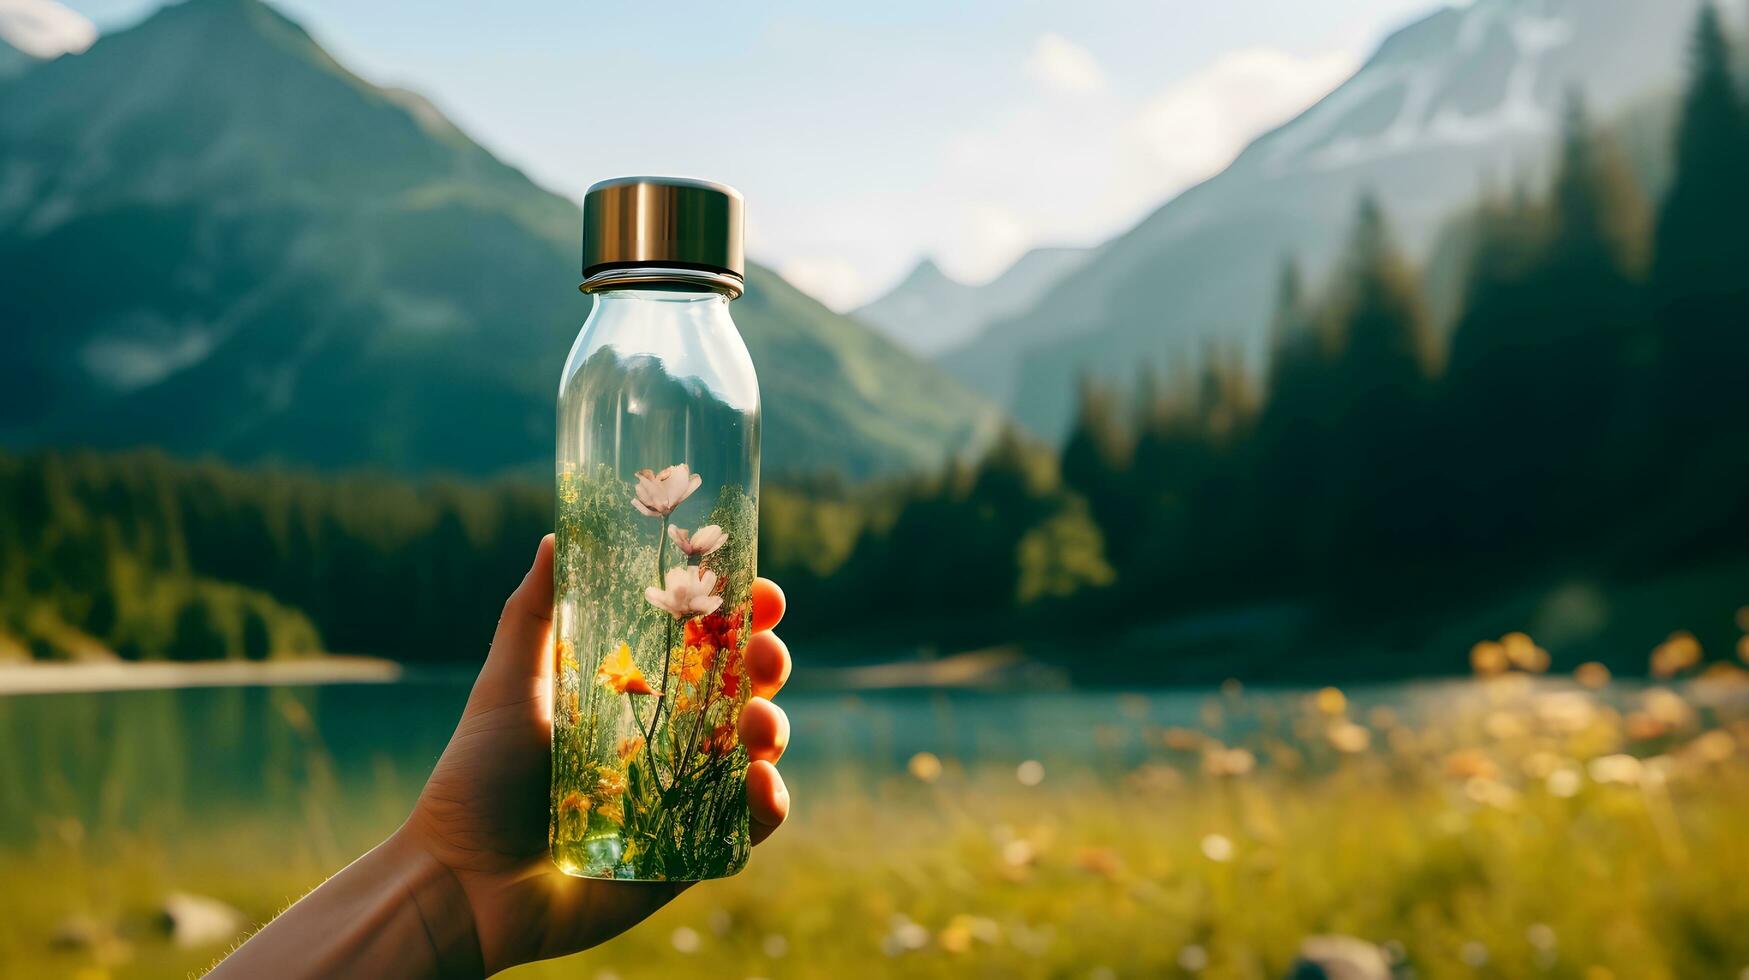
(3, 663, 1749, 979)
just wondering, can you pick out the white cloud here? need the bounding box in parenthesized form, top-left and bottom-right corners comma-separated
(778, 255, 864, 312)
(0, 0, 95, 58)
(1126, 46, 1357, 197)
(1027, 33, 1107, 95)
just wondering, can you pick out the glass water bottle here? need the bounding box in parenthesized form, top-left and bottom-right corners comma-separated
(550, 177, 760, 881)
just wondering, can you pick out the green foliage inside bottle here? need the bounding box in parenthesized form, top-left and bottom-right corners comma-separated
(550, 463, 756, 880)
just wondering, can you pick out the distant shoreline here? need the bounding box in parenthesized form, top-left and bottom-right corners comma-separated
(0, 656, 404, 695)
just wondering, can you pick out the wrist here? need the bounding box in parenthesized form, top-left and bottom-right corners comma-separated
(383, 827, 486, 979)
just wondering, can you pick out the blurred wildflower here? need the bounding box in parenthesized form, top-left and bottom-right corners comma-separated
(1688, 729, 1736, 763)
(907, 752, 942, 783)
(881, 915, 930, 956)
(1471, 640, 1510, 676)
(597, 643, 656, 696)
(1202, 746, 1256, 777)
(1314, 686, 1347, 717)
(1485, 710, 1530, 740)
(1200, 833, 1235, 863)
(632, 464, 701, 518)
(1003, 838, 1037, 868)
(669, 926, 701, 954)
(1651, 631, 1702, 678)
(1644, 687, 1696, 728)
(1368, 706, 1400, 730)
(1327, 722, 1371, 754)
(707, 908, 732, 937)
(1460, 940, 1490, 967)
(1075, 847, 1123, 879)
(1465, 777, 1520, 809)
(1547, 767, 1583, 798)
(1575, 661, 1612, 689)
(1177, 944, 1209, 972)
(1626, 712, 1673, 741)
(1589, 754, 1643, 785)
(1503, 632, 1550, 673)
(1162, 727, 1205, 751)
(1126, 763, 1182, 794)
(761, 934, 789, 958)
(1016, 759, 1045, 786)
(1445, 749, 1498, 781)
(1534, 691, 1597, 733)
(1521, 750, 1564, 779)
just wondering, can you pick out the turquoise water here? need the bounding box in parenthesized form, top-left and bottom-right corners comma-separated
(0, 676, 1495, 849)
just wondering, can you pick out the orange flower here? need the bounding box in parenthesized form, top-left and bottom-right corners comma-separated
(597, 643, 655, 696)
(617, 736, 644, 761)
(558, 790, 589, 817)
(557, 639, 579, 672)
(674, 644, 715, 686)
(594, 769, 628, 800)
(685, 607, 744, 655)
(718, 655, 742, 700)
(708, 721, 738, 756)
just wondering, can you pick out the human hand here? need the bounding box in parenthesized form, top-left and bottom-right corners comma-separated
(403, 534, 793, 973)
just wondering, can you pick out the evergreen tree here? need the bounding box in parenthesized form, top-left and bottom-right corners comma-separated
(1318, 196, 1444, 578)
(1061, 374, 1142, 571)
(1252, 257, 1334, 583)
(1651, 3, 1749, 451)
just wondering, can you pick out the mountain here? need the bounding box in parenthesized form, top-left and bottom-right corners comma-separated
(0, 0, 997, 479)
(939, 0, 1703, 436)
(852, 246, 1089, 356)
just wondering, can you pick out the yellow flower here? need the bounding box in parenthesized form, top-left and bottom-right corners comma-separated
(617, 736, 644, 761)
(674, 644, 713, 686)
(1313, 686, 1347, 717)
(597, 643, 655, 695)
(1471, 640, 1509, 676)
(558, 790, 589, 817)
(594, 769, 628, 801)
(596, 798, 625, 825)
(557, 639, 579, 672)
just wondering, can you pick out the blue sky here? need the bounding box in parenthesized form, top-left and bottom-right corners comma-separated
(22, 0, 1441, 308)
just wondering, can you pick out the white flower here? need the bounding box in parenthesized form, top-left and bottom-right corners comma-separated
(645, 565, 722, 619)
(632, 464, 701, 518)
(669, 524, 727, 558)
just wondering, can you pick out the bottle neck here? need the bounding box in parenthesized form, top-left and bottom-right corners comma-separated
(579, 264, 743, 299)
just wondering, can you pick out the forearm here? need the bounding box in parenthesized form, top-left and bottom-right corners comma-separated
(209, 827, 482, 980)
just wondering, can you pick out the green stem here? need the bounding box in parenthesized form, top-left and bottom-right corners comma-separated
(676, 634, 726, 783)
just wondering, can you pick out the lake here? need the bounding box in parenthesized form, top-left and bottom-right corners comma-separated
(0, 673, 1581, 847)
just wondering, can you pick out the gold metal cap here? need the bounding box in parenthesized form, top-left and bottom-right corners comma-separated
(580, 176, 745, 294)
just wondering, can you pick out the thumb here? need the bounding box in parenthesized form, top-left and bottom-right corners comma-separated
(468, 533, 555, 714)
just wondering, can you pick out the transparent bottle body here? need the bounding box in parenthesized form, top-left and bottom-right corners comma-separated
(550, 285, 760, 881)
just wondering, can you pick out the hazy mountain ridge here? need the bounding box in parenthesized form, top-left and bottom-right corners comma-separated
(941, 0, 1701, 436)
(0, 0, 997, 478)
(853, 246, 1090, 356)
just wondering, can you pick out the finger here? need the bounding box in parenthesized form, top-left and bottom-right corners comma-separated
(738, 697, 789, 764)
(747, 760, 789, 845)
(746, 631, 791, 699)
(470, 534, 555, 712)
(751, 578, 785, 633)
